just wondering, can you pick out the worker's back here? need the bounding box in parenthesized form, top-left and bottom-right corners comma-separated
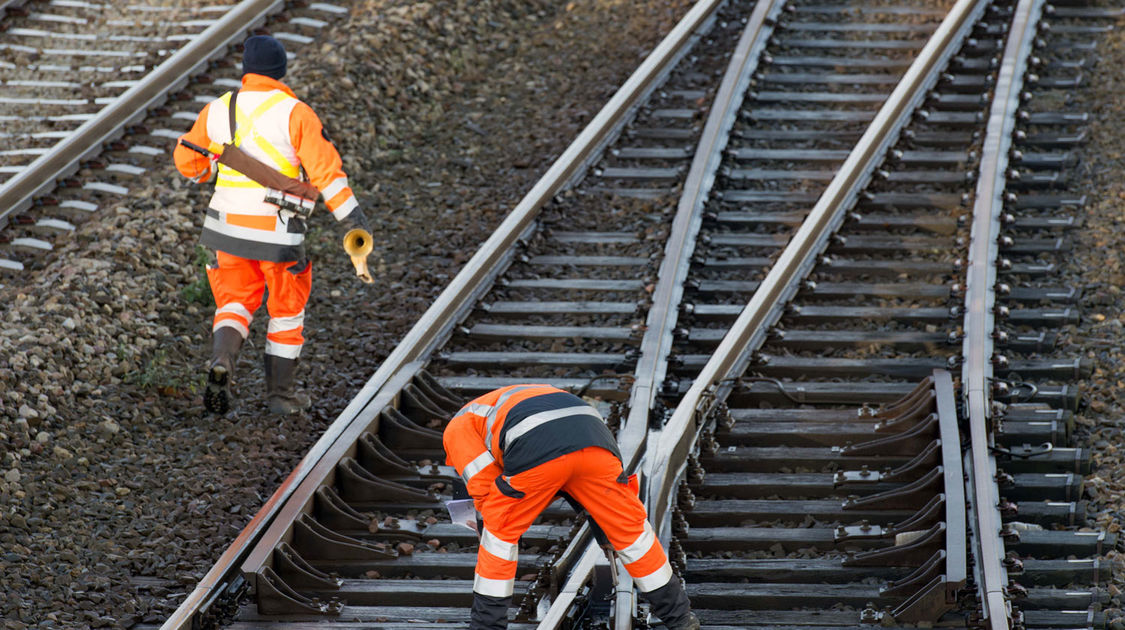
(495, 386, 620, 475)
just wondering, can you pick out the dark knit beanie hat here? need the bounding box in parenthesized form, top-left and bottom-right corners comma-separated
(242, 35, 287, 80)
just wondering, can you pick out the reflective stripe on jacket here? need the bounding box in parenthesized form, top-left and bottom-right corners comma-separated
(442, 384, 622, 502)
(173, 73, 358, 262)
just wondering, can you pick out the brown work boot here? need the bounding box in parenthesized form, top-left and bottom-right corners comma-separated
(264, 354, 311, 414)
(204, 327, 243, 414)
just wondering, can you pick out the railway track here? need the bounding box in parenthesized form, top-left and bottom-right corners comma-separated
(0, 0, 348, 274)
(72, 0, 1116, 627)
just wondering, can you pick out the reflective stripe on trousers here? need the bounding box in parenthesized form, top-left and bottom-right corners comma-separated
(470, 446, 676, 629)
(207, 251, 312, 358)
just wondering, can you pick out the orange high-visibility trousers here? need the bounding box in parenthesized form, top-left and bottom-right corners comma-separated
(205, 250, 311, 358)
(473, 446, 673, 600)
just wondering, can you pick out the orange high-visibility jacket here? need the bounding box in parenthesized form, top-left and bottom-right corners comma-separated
(173, 73, 357, 262)
(443, 384, 622, 502)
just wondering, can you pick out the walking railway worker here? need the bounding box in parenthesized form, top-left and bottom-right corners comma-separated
(443, 383, 700, 630)
(172, 34, 371, 415)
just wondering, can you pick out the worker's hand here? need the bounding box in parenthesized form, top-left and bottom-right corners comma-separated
(340, 206, 371, 233)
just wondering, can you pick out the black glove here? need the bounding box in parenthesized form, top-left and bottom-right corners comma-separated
(340, 206, 371, 233)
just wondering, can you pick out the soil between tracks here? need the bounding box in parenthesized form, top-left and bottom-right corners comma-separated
(0, 1, 692, 627)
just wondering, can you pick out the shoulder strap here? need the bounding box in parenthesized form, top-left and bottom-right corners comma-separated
(228, 90, 238, 146)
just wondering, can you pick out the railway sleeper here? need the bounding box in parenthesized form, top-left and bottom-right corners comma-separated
(499, 278, 648, 294)
(6, 215, 75, 237)
(698, 380, 1080, 410)
(527, 254, 653, 268)
(832, 233, 1074, 254)
(713, 356, 1091, 380)
(679, 609, 1105, 630)
(693, 328, 1057, 353)
(691, 279, 959, 299)
(697, 471, 1082, 502)
(588, 186, 679, 199)
(596, 166, 686, 181)
(1007, 171, 1066, 190)
(679, 582, 1102, 611)
(708, 211, 985, 232)
(439, 350, 635, 370)
(0, 256, 24, 273)
(286, 578, 532, 608)
(1017, 129, 1087, 147)
(709, 417, 1067, 448)
(233, 608, 535, 627)
(610, 146, 694, 160)
(684, 555, 1107, 586)
(346, 498, 575, 526)
(719, 403, 1070, 425)
(700, 445, 1090, 475)
(1051, 6, 1125, 18)
(779, 22, 937, 34)
(686, 304, 1076, 325)
(461, 323, 641, 342)
(544, 230, 642, 244)
(698, 258, 957, 277)
(0, 235, 51, 254)
(289, 521, 571, 561)
(1009, 150, 1077, 169)
(772, 35, 925, 51)
(627, 127, 697, 141)
(725, 166, 978, 185)
(682, 498, 1082, 528)
(45, 199, 99, 221)
(679, 526, 1111, 558)
(438, 375, 631, 401)
(733, 127, 866, 144)
(479, 300, 643, 317)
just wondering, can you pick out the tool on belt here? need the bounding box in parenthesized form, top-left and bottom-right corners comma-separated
(178, 138, 319, 221)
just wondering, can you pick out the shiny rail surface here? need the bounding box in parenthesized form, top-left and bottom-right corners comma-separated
(962, 0, 1045, 626)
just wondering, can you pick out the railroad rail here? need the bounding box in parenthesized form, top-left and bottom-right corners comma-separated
(148, 0, 1120, 628)
(0, 0, 347, 273)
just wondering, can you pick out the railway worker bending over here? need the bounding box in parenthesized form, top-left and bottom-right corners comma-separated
(443, 384, 700, 630)
(172, 35, 371, 415)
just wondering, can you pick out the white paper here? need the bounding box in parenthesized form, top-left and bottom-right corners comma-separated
(445, 498, 479, 533)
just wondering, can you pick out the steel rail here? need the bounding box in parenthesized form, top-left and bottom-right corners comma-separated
(547, 0, 785, 626)
(620, 0, 784, 477)
(166, 0, 727, 622)
(0, 0, 284, 228)
(645, 0, 991, 531)
(961, 0, 1044, 626)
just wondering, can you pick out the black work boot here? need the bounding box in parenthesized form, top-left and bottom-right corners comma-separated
(264, 354, 311, 415)
(204, 327, 243, 414)
(644, 579, 699, 630)
(470, 593, 511, 630)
